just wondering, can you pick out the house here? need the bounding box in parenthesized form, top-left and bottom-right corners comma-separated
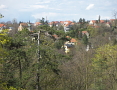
(59, 21, 72, 32)
(52, 34, 60, 40)
(62, 37, 78, 53)
(18, 22, 32, 31)
(110, 19, 117, 23)
(63, 21, 73, 32)
(70, 38, 78, 45)
(105, 22, 111, 27)
(64, 38, 77, 53)
(64, 24, 71, 32)
(100, 20, 105, 23)
(89, 20, 97, 25)
(34, 22, 42, 26)
(54, 21, 60, 27)
(64, 21, 72, 25)
(82, 31, 89, 38)
(48, 21, 60, 27)
(0, 24, 6, 32)
(64, 44, 74, 53)
(48, 22, 54, 27)
(110, 19, 117, 27)
(9, 27, 15, 31)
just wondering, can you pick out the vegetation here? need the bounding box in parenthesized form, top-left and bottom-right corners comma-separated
(1, 16, 117, 90)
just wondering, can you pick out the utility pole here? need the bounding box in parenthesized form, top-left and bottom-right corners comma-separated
(36, 31, 41, 90)
(30, 30, 46, 90)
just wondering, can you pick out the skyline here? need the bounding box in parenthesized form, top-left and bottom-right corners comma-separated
(0, 0, 117, 23)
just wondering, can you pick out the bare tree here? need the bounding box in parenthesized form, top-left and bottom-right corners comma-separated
(113, 10, 117, 27)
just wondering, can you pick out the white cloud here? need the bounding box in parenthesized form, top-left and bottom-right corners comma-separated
(35, 1, 51, 4)
(31, 5, 48, 9)
(0, 5, 7, 9)
(20, 4, 48, 12)
(32, 12, 58, 19)
(20, 4, 61, 12)
(86, 4, 94, 10)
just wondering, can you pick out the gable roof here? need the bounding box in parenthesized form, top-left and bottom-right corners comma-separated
(82, 31, 88, 34)
(20, 23, 28, 26)
(60, 21, 64, 24)
(66, 36, 71, 38)
(91, 20, 97, 23)
(70, 38, 77, 42)
(52, 34, 59, 39)
(0, 24, 6, 27)
(49, 22, 54, 25)
(35, 22, 42, 25)
(71, 22, 75, 25)
(110, 19, 117, 22)
(100, 20, 105, 23)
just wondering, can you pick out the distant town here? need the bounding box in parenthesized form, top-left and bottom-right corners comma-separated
(1, 13, 117, 90)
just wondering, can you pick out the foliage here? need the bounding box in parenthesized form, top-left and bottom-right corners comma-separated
(87, 25, 98, 37)
(82, 34, 88, 45)
(92, 44, 117, 90)
(0, 82, 25, 90)
(1, 19, 117, 90)
(0, 29, 11, 47)
(54, 40, 64, 49)
(0, 29, 10, 63)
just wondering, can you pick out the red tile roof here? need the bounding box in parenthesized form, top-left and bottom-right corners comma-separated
(91, 20, 96, 23)
(70, 38, 77, 42)
(35, 22, 42, 25)
(66, 36, 71, 38)
(20, 23, 28, 26)
(0, 24, 6, 27)
(60, 21, 64, 24)
(71, 22, 75, 25)
(54, 21, 59, 24)
(52, 34, 59, 39)
(65, 21, 72, 24)
(100, 20, 105, 23)
(49, 21, 59, 25)
(49, 22, 54, 25)
(106, 22, 111, 24)
(82, 31, 88, 34)
(110, 19, 116, 21)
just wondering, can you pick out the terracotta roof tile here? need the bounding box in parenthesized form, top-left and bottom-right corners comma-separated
(35, 22, 42, 24)
(20, 23, 28, 26)
(70, 38, 77, 42)
(100, 20, 105, 23)
(82, 31, 88, 34)
(52, 34, 59, 39)
(92, 20, 96, 23)
(71, 22, 75, 25)
(66, 36, 71, 38)
(0, 24, 6, 27)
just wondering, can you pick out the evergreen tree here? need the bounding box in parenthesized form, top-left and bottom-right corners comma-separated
(83, 18, 86, 23)
(82, 34, 88, 45)
(79, 18, 82, 23)
(98, 15, 100, 23)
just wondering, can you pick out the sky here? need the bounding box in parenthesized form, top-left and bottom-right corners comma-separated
(0, 0, 117, 23)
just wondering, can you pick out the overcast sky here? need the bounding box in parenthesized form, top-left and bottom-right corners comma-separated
(0, 0, 117, 23)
